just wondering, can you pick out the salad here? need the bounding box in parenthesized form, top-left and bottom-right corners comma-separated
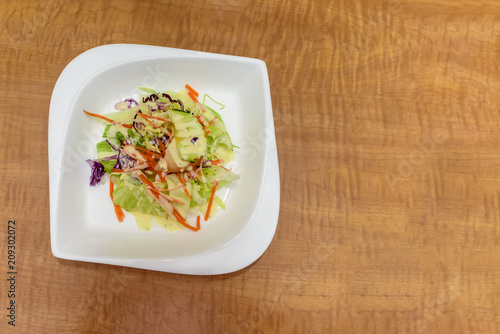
(84, 84, 239, 232)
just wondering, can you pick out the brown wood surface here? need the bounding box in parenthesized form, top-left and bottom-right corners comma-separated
(2, 0, 500, 333)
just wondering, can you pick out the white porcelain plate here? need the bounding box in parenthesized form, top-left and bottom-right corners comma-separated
(49, 44, 280, 274)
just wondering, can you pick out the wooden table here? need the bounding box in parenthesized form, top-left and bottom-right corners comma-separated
(2, 0, 500, 332)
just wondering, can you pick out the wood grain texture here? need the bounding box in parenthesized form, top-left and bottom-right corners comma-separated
(2, 0, 500, 333)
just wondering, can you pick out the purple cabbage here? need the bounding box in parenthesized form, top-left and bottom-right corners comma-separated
(161, 93, 185, 111)
(142, 93, 185, 111)
(106, 139, 119, 151)
(125, 98, 138, 108)
(142, 94, 158, 103)
(95, 154, 118, 161)
(115, 99, 139, 110)
(113, 151, 135, 170)
(147, 131, 170, 150)
(132, 113, 144, 137)
(161, 93, 174, 103)
(160, 134, 170, 145)
(191, 137, 198, 144)
(86, 160, 105, 186)
(114, 152, 122, 170)
(177, 99, 185, 111)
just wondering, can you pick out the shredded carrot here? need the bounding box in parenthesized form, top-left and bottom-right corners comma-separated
(158, 171, 166, 183)
(138, 172, 185, 204)
(185, 84, 199, 97)
(188, 91, 199, 103)
(126, 145, 161, 158)
(139, 113, 170, 122)
(172, 209, 185, 222)
(155, 190, 184, 205)
(189, 170, 199, 181)
(160, 184, 184, 192)
(177, 173, 192, 199)
(109, 180, 113, 197)
(137, 173, 158, 197)
(138, 113, 161, 128)
(195, 115, 207, 127)
(205, 180, 219, 221)
(109, 180, 125, 222)
(196, 215, 201, 230)
(176, 172, 185, 185)
(146, 160, 157, 170)
(134, 152, 155, 163)
(157, 138, 166, 153)
(220, 165, 231, 171)
(172, 209, 199, 231)
(183, 187, 192, 199)
(208, 117, 218, 125)
(109, 164, 148, 173)
(122, 146, 156, 163)
(84, 110, 132, 128)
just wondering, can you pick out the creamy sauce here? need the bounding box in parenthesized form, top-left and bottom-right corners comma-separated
(199, 201, 219, 221)
(130, 211, 153, 231)
(153, 215, 186, 232)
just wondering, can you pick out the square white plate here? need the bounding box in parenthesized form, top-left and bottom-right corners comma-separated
(49, 44, 280, 274)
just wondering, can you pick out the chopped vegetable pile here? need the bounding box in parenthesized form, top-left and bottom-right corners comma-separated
(84, 85, 239, 232)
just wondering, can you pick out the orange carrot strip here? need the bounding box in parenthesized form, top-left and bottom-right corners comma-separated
(196, 215, 201, 230)
(195, 115, 206, 127)
(84, 110, 132, 128)
(157, 139, 166, 154)
(177, 173, 192, 199)
(137, 173, 158, 197)
(172, 209, 199, 231)
(110, 166, 146, 173)
(158, 171, 166, 183)
(138, 172, 184, 204)
(176, 172, 185, 185)
(122, 148, 155, 163)
(188, 91, 199, 103)
(138, 113, 161, 128)
(208, 117, 217, 125)
(146, 160, 157, 170)
(160, 184, 184, 192)
(139, 113, 170, 122)
(126, 145, 161, 158)
(110, 180, 125, 222)
(185, 84, 199, 97)
(205, 180, 219, 221)
(155, 189, 184, 205)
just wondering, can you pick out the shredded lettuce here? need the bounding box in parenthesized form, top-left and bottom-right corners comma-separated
(84, 86, 239, 232)
(112, 176, 166, 216)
